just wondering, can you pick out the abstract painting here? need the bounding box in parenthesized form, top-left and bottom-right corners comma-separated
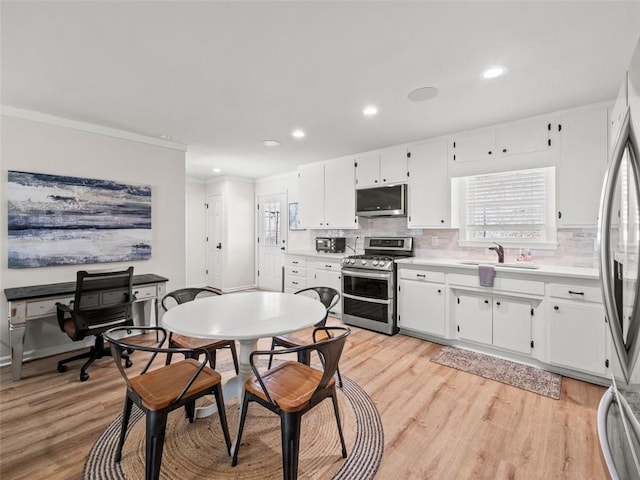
(7, 171, 152, 268)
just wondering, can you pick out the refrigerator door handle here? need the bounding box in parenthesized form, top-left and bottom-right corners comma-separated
(598, 106, 640, 383)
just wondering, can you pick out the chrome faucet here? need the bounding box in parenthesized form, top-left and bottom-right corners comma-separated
(488, 243, 505, 263)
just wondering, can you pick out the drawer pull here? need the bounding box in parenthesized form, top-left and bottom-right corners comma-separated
(554, 305, 559, 310)
(416, 274, 426, 278)
(292, 281, 298, 285)
(325, 264, 332, 268)
(484, 300, 489, 304)
(437, 289, 442, 294)
(568, 290, 585, 296)
(292, 270, 298, 274)
(495, 301, 501, 306)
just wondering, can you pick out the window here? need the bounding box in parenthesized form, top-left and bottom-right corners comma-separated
(452, 167, 557, 248)
(262, 202, 280, 246)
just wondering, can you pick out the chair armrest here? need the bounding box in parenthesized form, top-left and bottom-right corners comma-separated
(55, 302, 73, 328)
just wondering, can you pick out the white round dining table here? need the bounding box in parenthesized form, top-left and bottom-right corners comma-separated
(161, 290, 326, 418)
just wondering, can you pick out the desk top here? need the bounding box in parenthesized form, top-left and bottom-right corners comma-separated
(162, 291, 326, 341)
(4, 273, 169, 302)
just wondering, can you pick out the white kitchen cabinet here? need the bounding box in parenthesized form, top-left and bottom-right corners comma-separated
(407, 139, 449, 228)
(284, 256, 307, 293)
(557, 107, 608, 226)
(298, 157, 357, 229)
(308, 260, 342, 315)
(454, 292, 533, 354)
(547, 282, 608, 376)
(355, 146, 407, 188)
(449, 117, 551, 163)
(397, 268, 446, 336)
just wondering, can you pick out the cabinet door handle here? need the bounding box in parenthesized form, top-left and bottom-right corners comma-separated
(502, 148, 507, 153)
(568, 290, 585, 296)
(495, 301, 501, 306)
(484, 300, 489, 304)
(437, 289, 442, 294)
(554, 305, 559, 310)
(488, 151, 493, 155)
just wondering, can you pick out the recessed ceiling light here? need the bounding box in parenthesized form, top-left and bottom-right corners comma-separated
(212, 168, 221, 173)
(363, 105, 378, 116)
(292, 129, 305, 139)
(407, 87, 439, 102)
(481, 66, 508, 79)
(262, 140, 281, 147)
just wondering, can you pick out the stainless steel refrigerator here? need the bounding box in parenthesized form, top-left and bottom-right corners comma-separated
(597, 36, 640, 479)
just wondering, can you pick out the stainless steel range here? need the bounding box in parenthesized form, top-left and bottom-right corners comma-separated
(341, 237, 413, 335)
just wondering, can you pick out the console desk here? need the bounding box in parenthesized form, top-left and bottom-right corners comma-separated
(4, 273, 168, 380)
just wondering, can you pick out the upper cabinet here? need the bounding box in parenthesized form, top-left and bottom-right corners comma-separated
(407, 139, 449, 228)
(449, 117, 552, 163)
(557, 107, 608, 226)
(298, 157, 358, 229)
(355, 146, 408, 188)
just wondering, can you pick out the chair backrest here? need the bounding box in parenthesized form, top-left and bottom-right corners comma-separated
(161, 287, 221, 312)
(308, 326, 350, 403)
(294, 287, 340, 327)
(71, 267, 134, 337)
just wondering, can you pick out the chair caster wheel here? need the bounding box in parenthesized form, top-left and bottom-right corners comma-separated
(57, 364, 67, 373)
(80, 372, 89, 382)
(125, 359, 133, 368)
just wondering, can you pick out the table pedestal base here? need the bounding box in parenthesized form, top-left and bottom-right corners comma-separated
(195, 338, 258, 420)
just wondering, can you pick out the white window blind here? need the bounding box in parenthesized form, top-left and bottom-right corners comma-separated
(457, 167, 556, 245)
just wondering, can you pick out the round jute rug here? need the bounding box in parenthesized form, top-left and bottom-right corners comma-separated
(82, 374, 383, 480)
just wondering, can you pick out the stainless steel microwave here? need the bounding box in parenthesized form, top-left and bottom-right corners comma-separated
(356, 184, 407, 217)
(315, 237, 346, 253)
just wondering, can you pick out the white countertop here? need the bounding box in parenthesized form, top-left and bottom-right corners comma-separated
(286, 250, 348, 260)
(395, 257, 600, 280)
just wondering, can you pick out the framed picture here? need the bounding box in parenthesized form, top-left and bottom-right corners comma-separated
(7, 170, 152, 268)
(288, 202, 303, 230)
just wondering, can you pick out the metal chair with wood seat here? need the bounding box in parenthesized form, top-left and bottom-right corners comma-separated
(162, 287, 239, 374)
(232, 326, 350, 480)
(268, 286, 342, 386)
(104, 326, 232, 480)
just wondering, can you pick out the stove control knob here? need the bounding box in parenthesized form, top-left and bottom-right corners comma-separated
(372, 260, 378, 266)
(361, 260, 367, 265)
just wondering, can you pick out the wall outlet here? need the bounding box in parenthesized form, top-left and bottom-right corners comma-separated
(431, 236, 438, 247)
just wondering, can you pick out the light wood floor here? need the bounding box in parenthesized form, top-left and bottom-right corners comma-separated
(0, 319, 608, 480)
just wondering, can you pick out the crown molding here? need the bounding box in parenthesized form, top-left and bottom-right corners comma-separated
(1, 106, 187, 152)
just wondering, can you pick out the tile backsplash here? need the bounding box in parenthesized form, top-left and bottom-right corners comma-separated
(305, 217, 599, 268)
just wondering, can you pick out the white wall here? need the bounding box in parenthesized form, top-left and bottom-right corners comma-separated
(186, 180, 207, 286)
(1, 114, 187, 361)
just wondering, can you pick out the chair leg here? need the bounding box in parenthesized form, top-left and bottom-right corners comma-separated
(184, 401, 195, 422)
(296, 350, 311, 366)
(268, 338, 277, 369)
(231, 393, 251, 466)
(229, 342, 239, 374)
(331, 393, 348, 458)
(164, 352, 173, 366)
(213, 383, 232, 455)
(281, 411, 302, 480)
(115, 396, 134, 462)
(146, 409, 168, 480)
(336, 367, 343, 389)
(210, 349, 217, 369)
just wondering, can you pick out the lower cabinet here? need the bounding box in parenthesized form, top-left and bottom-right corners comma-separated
(547, 282, 608, 376)
(308, 260, 342, 315)
(454, 292, 533, 355)
(284, 256, 307, 293)
(397, 268, 446, 336)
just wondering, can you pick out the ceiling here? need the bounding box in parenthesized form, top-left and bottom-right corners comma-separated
(2, 1, 640, 181)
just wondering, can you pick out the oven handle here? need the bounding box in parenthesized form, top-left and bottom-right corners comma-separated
(342, 292, 392, 305)
(341, 268, 392, 280)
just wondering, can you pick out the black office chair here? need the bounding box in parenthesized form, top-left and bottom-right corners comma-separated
(268, 287, 343, 386)
(232, 326, 350, 480)
(56, 266, 135, 381)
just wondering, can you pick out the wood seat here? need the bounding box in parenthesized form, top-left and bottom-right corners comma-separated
(130, 358, 222, 411)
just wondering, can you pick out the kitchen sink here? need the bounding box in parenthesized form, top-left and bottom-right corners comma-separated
(457, 260, 540, 270)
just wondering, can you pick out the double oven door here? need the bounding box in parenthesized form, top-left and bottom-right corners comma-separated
(341, 267, 397, 335)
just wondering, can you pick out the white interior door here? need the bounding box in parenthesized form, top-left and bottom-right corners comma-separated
(258, 193, 287, 291)
(206, 194, 223, 289)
